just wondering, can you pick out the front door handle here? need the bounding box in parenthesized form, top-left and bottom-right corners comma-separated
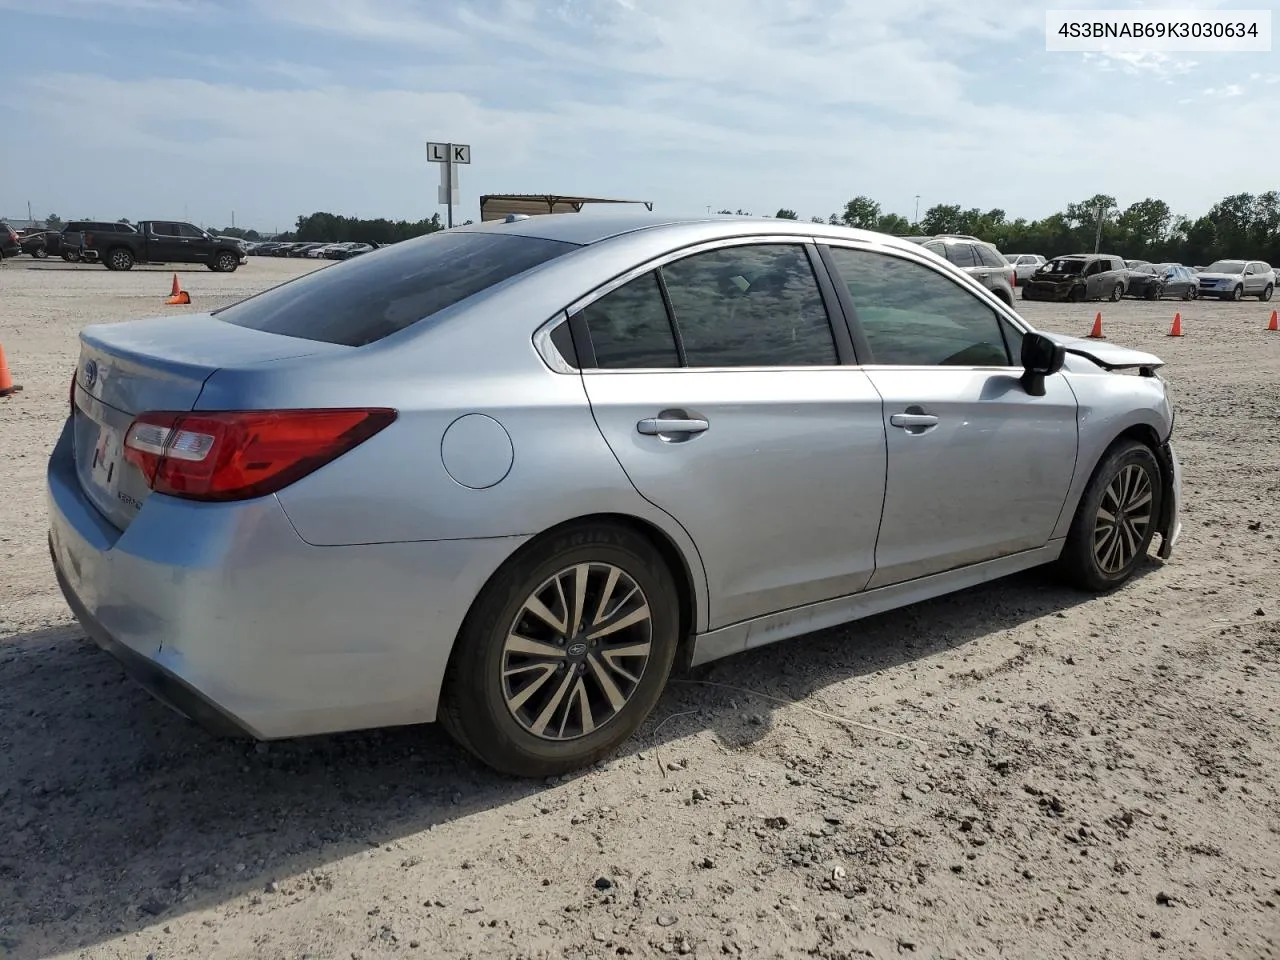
(889, 413, 939, 430)
(636, 417, 709, 436)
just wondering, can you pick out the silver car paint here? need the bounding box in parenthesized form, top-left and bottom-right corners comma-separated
(1195, 260, 1276, 298)
(48, 214, 1181, 740)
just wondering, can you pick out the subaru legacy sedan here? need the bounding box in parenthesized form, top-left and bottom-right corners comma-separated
(48, 215, 1182, 778)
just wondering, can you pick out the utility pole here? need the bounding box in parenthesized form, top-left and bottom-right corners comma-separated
(27, 201, 33, 224)
(1093, 201, 1106, 253)
(914, 195, 920, 225)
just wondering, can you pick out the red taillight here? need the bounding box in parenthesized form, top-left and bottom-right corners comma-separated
(123, 408, 397, 502)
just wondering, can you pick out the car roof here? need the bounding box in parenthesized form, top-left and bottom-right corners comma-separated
(449, 212, 927, 256)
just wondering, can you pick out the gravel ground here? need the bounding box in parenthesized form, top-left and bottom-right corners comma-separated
(1, 256, 1278, 960)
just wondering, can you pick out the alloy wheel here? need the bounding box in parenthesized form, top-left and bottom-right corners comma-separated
(500, 562, 653, 741)
(1093, 464, 1153, 574)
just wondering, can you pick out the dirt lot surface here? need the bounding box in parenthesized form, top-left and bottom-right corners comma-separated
(1, 255, 1279, 960)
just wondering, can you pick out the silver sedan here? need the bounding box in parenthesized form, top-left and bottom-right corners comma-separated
(47, 214, 1182, 777)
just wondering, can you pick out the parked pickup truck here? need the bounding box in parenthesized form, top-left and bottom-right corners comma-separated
(82, 220, 247, 272)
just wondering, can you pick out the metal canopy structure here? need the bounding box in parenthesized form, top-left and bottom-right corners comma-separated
(479, 194, 654, 222)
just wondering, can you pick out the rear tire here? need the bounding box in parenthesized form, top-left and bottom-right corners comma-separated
(1260, 285, 1274, 302)
(1057, 440, 1164, 593)
(32, 246, 48, 259)
(439, 522, 681, 778)
(1109, 283, 1123, 302)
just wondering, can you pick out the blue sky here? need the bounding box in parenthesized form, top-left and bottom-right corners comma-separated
(0, 0, 1276, 232)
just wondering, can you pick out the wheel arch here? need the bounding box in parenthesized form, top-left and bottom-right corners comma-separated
(440, 511, 706, 707)
(1051, 411, 1169, 543)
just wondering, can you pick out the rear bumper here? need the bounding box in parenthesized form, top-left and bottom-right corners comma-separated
(46, 419, 527, 740)
(49, 534, 253, 737)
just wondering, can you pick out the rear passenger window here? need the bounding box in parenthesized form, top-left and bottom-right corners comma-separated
(216, 231, 577, 347)
(659, 244, 837, 367)
(578, 272, 680, 369)
(825, 246, 1012, 367)
(943, 244, 976, 268)
(975, 245, 1006, 268)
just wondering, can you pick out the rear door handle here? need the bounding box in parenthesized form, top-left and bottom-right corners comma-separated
(889, 413, 939, 430)
(637, 417, 709, 436)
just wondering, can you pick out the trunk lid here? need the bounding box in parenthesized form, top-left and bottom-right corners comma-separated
(72, 314, 345, 530)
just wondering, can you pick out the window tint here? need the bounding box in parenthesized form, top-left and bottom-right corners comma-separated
(150, 222, 178, 236)
(579, 271, 679, 369)
(178, 223, 205, 239)
(825, 247, 1013, 367)
(659, 244, 836, 367)
(940, 243, 973, 268)
(216, 231, 578, 347)
(548, 320, 579, 369)
(975, 245, 1006, 268)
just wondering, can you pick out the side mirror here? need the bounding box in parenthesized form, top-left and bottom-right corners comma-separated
(1020, 331, 1066, 397)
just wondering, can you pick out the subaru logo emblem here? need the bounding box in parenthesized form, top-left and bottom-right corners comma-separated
(566, 642, 587, 657)
(83, 359, 98, 390)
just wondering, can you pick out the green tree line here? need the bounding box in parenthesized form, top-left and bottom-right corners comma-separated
(763, 192, 1280, 265)
(237, 211, 452, 244)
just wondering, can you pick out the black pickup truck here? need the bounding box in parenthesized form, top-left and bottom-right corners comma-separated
(81, 220, 247, 272)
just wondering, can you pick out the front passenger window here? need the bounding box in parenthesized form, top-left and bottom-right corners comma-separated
(825, 247, 1012, 367)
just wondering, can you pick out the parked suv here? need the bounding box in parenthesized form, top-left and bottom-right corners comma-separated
(0, 221, 20, 259)
(1022, 254, 1129, 303)
(1194, 259, 1275, 301)
(1006, 253, 1047, 283)
(905, 234, 1017, 305)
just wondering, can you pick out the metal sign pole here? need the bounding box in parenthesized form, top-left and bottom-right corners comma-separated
(446, 143, 454, 229)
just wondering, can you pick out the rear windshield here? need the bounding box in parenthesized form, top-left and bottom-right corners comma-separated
(215, 230, 579, 347)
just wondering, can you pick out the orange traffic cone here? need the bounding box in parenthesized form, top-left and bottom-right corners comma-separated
(0, 342, 22, 398)
(1087, 312, 1104, 339)
(1167, 312, 1183, 337)
(1269, 310, 1278, 332)
(165, 274, 190, 305)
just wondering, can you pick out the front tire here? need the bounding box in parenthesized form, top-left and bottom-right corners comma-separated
(213, 251, 239, 273)
(1232, 284, 1244, 301)
(32, 245, 48, 259)
(439, 522, 681, 778)
(105, 248, 134, 271)
(1109, 283, 1123, 302)
(1058, 440, 1164, 592)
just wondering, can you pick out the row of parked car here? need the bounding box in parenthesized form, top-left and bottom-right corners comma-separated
(904, 235, 1275, 304)
(1017, 254, 1275, 303)
(1, 219, 248, 271)
(246, 240, 377, 260)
